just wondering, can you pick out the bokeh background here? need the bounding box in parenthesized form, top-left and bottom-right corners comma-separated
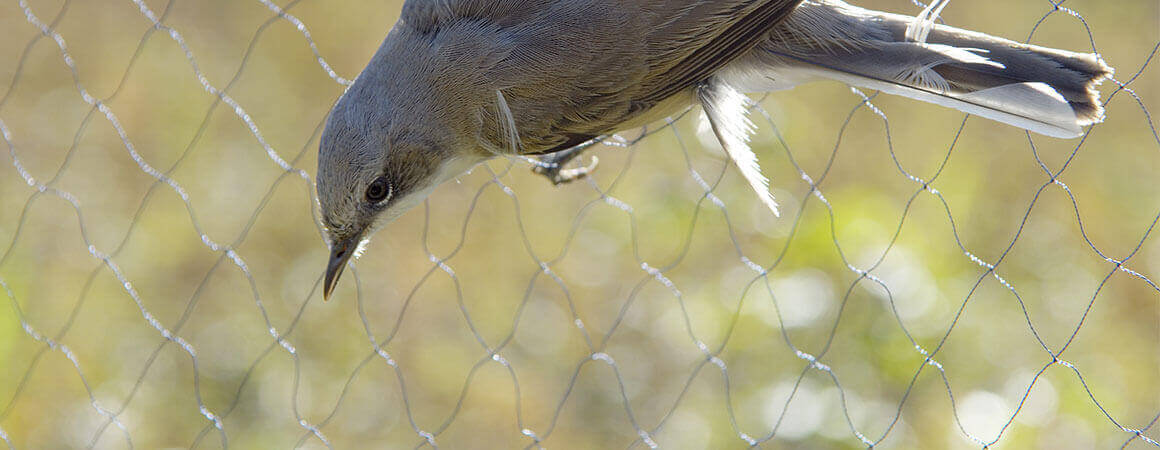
(1, 0, 1157, 448)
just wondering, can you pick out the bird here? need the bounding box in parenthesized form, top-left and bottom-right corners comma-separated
(316, 0, 1113, 300)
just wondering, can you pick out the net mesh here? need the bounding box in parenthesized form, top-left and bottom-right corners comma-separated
(1, 0, 1157, 448)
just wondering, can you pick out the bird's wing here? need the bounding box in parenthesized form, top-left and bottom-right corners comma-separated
(635, 0, 803, 105)
(415, 0, 803, 155)
(508, 0, 802, 155)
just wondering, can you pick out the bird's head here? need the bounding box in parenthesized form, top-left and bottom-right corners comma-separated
(316, 46, 491, 299)
(314, 13, 524, 299)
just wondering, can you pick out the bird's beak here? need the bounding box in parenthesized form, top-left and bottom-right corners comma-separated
(323, 237, 357, 301)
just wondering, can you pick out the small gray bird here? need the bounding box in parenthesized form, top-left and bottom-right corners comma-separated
(317, 0, 1112, 299)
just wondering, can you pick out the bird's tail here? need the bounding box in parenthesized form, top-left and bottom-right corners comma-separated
(723, 0, 1114, 138)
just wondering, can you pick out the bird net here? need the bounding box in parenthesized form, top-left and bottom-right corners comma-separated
(0, 0, 1157, 448)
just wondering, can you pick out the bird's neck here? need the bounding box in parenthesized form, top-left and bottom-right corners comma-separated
(357, 19, 515, 157)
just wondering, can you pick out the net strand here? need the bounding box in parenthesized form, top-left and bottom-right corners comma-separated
(1, 0, 1156, 448)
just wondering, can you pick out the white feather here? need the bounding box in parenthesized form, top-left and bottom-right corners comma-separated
(814, 68, 1082, 138)
(495, 89, 521, 154)
(892, 44, 1004, 93)
(698, 79, 780, 217)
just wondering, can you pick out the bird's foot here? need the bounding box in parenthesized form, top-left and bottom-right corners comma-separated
(532, 155, 599, 185)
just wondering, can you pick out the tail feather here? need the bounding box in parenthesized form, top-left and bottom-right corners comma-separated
(723, 0, 1113, 138)
(919, 23, 1112, 126)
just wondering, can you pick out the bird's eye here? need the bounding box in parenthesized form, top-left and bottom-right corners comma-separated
(365, 177, 392, 203)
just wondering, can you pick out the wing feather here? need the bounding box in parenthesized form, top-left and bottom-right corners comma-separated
(640, 0, 804, 105)
(529, 0, 804, 155)
(421, 0, 805, 155)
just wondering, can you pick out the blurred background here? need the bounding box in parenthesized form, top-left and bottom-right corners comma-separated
(0, 0, 1157, 448)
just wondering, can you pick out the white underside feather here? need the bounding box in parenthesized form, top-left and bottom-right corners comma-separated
(789, 67, 1083, 138)
(698, 79, 780, 217)
(494, 90, 521, 153)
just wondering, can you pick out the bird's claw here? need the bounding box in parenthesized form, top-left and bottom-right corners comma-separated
(533, 155, 599, 185)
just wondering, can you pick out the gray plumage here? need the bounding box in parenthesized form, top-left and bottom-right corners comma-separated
(317, 0, 1112, 299)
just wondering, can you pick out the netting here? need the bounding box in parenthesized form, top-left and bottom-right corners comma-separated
(0, 0, 1157, 448)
